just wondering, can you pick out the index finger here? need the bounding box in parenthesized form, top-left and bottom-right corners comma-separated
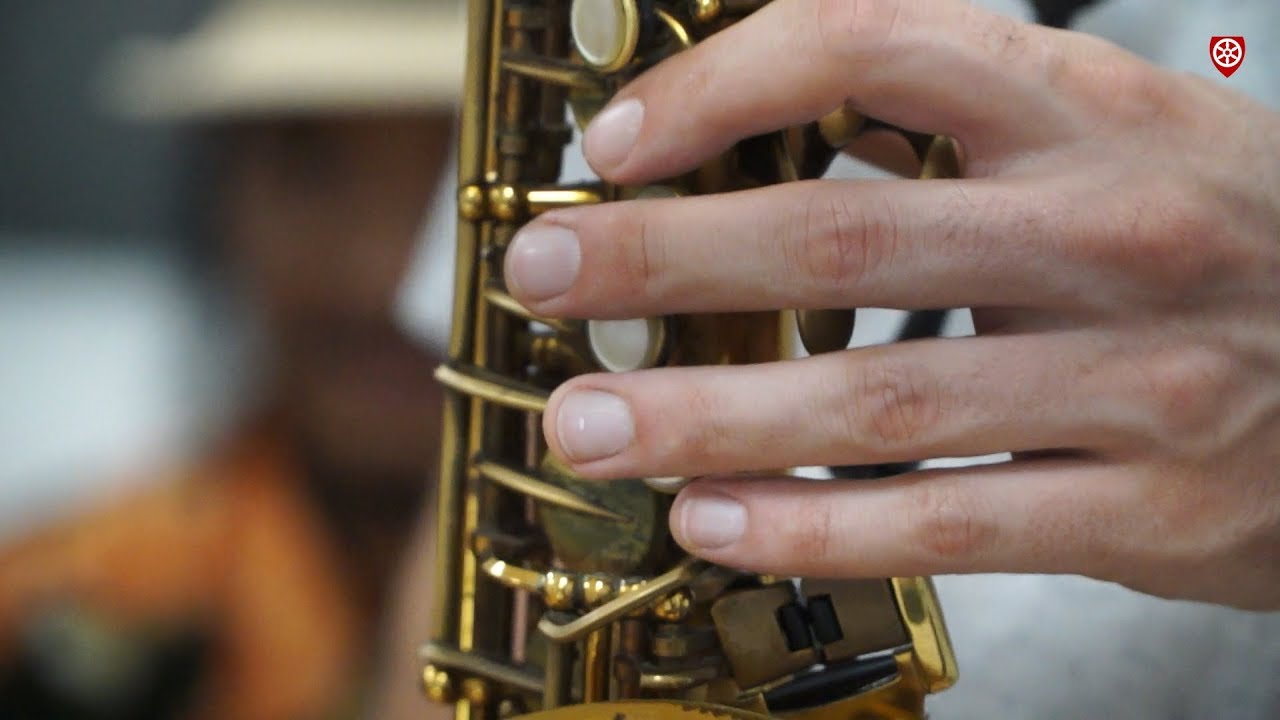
(584, 0, 1074, 183)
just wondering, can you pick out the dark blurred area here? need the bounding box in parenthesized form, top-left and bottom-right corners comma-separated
(1, 1, 463, 717)
(0, 1, 210, 243)
(1029, 0, 1101, 27)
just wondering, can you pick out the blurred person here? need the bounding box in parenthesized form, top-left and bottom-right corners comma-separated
(0, 1, 463, 718)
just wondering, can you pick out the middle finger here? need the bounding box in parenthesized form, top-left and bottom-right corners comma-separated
(505, 178, 1101, 319)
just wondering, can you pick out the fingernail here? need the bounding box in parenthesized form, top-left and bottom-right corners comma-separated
(584, 98, 644, 172)
(506, 225, 581, 302)
(556, 390, 634, 462)
(677, 493, 747, 550)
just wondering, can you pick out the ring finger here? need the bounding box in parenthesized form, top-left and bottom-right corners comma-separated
(543, 329, 1136, 479)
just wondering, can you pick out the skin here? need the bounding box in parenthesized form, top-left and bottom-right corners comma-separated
(225, 113, 452, 486)
(222, 113, 453, 626)
(502, 0, 1280, 609)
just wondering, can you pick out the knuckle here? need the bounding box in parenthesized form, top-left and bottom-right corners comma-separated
(843, 357, 945, 453)
(789, 190, 892, 291)
(1155, 188, 1219, 268)
(1136, 347, 1235, 454)
(905, 482, 996, 567)
(815, 0, 902, 64)
(1038, 35, 1072, 92)
(973, 8, 1035, 69)
(1061, 44, 1178, 124)
(1105, 59, 1179, 123)
(1082, 183, 1222, 298)
(1131, 477, 1227, 573)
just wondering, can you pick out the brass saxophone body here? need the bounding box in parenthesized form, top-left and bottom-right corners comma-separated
(424, 2, 960, 719)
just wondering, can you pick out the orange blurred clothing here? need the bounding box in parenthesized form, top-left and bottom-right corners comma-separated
(0, 428, 364, 720)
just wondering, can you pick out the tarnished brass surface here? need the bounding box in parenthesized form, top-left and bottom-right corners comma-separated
(798, 579, 910, 662)
(919, 137, 963, 182)
(639, 665, 721, 691)
(435, 363, 550, 412)
(537, 558, 709, 643)
(474, 458, 626, 521)
(537, 454, 661, 574)
(583, 628, 612, 701)
(425, 1, 960, 719)
(421, 642, 546, 695)
(796, 309, 857, 355)
(516, 700, 769, 720)
(483, 282, 579, 333)
(709, 583, 818, 689)
(503, 52, 603, 90)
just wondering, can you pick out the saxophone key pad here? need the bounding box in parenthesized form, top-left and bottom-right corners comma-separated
(643, 476, 692, 494)
(571, 0, 642, 72)
(587, 317, 668, 372)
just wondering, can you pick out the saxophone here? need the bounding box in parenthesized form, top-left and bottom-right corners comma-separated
(424, 2, 961, 719)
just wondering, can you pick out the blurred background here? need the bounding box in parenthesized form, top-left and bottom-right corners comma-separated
(0, 0, 1277, 719)
(1, 0, 218, 540)
(2, 1, 464, 717)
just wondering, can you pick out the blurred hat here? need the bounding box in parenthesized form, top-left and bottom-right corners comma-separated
(103, 0, 465, 120)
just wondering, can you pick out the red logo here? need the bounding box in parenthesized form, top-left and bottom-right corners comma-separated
(1210, 36, 1246, 77)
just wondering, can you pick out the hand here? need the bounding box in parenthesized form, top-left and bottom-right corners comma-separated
(503, 0, 1280, 609)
